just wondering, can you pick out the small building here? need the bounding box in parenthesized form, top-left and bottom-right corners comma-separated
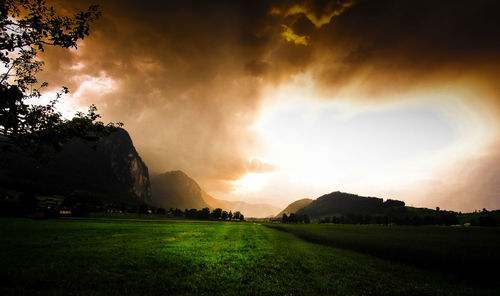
(59, 208, 72, 216)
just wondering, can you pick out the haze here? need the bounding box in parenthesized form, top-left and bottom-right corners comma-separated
(38, 0, 500, 211)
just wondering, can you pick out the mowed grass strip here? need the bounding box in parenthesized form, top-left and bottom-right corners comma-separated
(0, 218, 496, 296)
(265, 223, 500, 283)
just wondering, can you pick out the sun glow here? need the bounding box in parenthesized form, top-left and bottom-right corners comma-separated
(232, 173, 269, 194)
(226, 73, 499, 208)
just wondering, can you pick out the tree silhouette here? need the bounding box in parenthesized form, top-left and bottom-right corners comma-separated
(221, 210, 228, 221)
(200, 207, 210, 219)
(0, 0, 121, 156)
(211, 208, 222, 220)
(228, 211, 233, 220)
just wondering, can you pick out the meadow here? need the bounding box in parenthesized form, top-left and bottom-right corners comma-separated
(266, 223, 500, 281)
(0, 218, 498, 296)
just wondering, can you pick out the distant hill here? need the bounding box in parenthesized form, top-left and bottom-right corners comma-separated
(0, 128, 151, 204)
(295, 191, 405, 218)
(152, 170, 280, 217)
(277, 191, 500, 226)
(276, 198, 313, 218)
(151, 171, 209, 210)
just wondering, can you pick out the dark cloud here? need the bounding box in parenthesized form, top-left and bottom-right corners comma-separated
(39, 0, 298, 196)
(309, 0, 500, 99)
(37, 0, 500, 209)
(244, 60, 271, 77)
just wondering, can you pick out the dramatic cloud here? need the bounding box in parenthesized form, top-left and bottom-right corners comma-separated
(37, 0, 500, 210)
(273, 0, 355, 28)
(281, 24, 309, 46)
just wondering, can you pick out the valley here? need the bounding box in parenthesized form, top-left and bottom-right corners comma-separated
(0, 217, 498, 296)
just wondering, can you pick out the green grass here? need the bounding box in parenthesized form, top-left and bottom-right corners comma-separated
(87, 212, 184, 220)
(0, 218, 498, 295)
(266, 223, 500, 282)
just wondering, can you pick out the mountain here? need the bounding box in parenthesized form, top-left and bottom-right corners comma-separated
(151, 170, 209, 210)
(151, 170, 280, 217)
(276, 198, 313, 217)
(295, 191, 405, 218)
(0, 128, 151, 204)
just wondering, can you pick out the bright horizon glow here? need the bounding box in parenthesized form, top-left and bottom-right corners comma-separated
(223, 73, 498, 209)
(232, 172, 270, 194)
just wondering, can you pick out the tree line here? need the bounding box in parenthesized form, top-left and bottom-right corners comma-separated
(317, 213, 459, 226)
(316, 211, 499, 226)
(281, 213, 310, 224)
(0, 189, 245, 221)
(165, 207, 244, 221)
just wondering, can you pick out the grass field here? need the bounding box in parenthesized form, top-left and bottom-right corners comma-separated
(266, 223, 500, 281)
(0, 218, 498, 295)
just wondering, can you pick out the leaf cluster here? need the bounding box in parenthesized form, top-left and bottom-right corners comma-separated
(0, 1, 121, 158)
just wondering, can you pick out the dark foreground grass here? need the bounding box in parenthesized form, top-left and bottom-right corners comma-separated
(0, 218, 497, 296)
(266, 223, 500, 284)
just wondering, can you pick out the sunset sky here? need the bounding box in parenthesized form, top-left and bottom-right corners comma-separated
(38, 0, 500, 211)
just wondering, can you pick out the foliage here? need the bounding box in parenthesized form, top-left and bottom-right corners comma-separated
(316, 210, 460, 226)
(184, 207, 211, 220)
(459, 209, 500, 227)
(0, 0, 121, 156)
(281, 213, 310, 224)
(233, 211, 241, 220)
(211, 207, 222, 220)
(221, 210, 228, 220)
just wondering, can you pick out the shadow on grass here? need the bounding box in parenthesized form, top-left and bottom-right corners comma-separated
(264, 223, 500, 287)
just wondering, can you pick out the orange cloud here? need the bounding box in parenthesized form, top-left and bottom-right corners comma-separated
(281, 24, 309, 45)
(36, 0, 500, 210)
(285, 1, 356, 28)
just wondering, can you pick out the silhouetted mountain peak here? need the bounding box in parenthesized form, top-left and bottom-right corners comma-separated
(0, 128, 152, 204)
(276, 191, 407, 219)
(276, 198, 313, 217)
(151, 170, 208, 210)
(151, 170, 280, 217)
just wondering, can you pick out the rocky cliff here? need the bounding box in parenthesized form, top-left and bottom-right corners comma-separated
(0, 128, 151, 204)
(151, 170, 209, 210)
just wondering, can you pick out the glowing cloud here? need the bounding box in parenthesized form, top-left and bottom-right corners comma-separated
(281, 24, 309, 45)
(233, 173, 269, 194)
(285, 1, 356, 28)
(39, 0, 500, 211)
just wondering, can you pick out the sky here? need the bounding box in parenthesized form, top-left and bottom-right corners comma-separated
(37, 0, 500, 211)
